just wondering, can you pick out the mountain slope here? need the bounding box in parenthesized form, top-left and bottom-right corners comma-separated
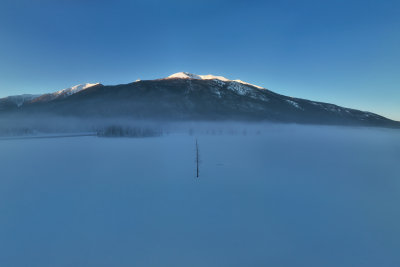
(0, 94, 41, 111)
(31, 83, 100, 103)
(0, 83, 100, 110)
(1, 73, 398, 128)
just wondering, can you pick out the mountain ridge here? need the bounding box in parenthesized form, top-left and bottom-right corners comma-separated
(0, 73, 398, 128)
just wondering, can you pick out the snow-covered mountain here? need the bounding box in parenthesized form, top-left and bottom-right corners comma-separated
(0, 83, 100, 110)
(0, 73, 398, 128)
(32, 83, 100, 103)
(5, 94, 41, 107)
(165, 72, 264, 89)
(54, 83, 100, 97)
(0, 94, 42, 111)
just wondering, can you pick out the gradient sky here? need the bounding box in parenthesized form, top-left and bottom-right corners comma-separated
(0, 0, 399, 120)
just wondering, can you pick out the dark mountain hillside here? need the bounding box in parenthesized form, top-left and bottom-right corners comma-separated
(1, 73, 399, 128)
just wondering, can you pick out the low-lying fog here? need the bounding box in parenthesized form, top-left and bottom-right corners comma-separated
(0, 122, 399, 266)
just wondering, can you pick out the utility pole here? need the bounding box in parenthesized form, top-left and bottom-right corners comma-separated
(195, 138, 199, 178)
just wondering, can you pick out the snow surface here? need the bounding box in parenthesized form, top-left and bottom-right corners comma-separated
(0, 84, 100, 105)
(227, 81, 254, 95)
(286, 99, 303, 110)
(1, 124, 400, 267)
(166, 72, 265, 89)
(54, 83, 100, 96)
(5, 94, 41, 107)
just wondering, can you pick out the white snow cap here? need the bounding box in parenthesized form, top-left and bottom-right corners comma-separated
(165, 72, 264, 89)
(54, 83, 100, 96)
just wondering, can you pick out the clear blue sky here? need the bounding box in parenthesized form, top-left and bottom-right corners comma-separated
(0, 0, 399, 120)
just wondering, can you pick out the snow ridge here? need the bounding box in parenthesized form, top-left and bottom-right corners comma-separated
(54, 83, 100, 96)
(6, 94, 41, 107)
(165, 72, 264, 89)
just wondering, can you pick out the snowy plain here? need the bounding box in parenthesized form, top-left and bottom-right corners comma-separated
(0, 124, 400, 267)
